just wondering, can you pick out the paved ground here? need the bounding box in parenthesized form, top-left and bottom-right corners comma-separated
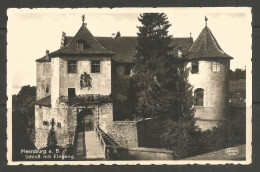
(75, 130, 105, 160)
(75, 131, 85, 160)
(84, 131, 105, 160)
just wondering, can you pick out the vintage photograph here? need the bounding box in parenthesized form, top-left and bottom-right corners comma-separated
(7, 8, 251, 165)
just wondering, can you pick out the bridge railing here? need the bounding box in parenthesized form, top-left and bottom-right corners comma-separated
(95, 125, 107, 158)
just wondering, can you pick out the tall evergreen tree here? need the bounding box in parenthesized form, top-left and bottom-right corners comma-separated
(132, 13, 194, 119)
(47, 119, 58, 148)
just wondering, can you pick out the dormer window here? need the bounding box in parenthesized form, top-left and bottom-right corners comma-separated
(77, 40, 87, 51)
(178, 46, 183, 58)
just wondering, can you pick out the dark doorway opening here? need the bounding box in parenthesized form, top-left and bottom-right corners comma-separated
(77, 109, 95, 132)
(68, 88, 76, 102)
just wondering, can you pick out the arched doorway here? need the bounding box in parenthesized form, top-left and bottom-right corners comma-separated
(77, 108, 95, 132)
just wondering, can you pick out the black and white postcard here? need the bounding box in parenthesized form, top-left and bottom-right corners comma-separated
(7, 7, 252, 165)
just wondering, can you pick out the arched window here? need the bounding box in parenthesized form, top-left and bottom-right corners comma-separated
(194, 88, 204, 106)
(77, 40, 87, 51)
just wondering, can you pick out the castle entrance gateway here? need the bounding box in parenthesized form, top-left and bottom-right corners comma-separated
(77, 108, 95, 132)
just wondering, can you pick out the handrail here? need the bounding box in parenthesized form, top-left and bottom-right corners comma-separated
(95, 125, 107, 158)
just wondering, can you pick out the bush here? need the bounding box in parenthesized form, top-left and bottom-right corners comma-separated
(159, 118, 202, 159)
(207, 113, 246, 151)
(159, 114, 246, 159)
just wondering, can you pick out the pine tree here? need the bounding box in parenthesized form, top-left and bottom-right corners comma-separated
(47, 119, 58, 148)
(132, 13, 194, 119)
(47, 128, 58, 148)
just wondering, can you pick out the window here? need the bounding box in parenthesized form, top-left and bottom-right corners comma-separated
(68, 60, 77, 73)
(43, 121, 49, 126)
(212, 62, 220, 72)
(91, 60, 100, 73)
(191, 61, 199, 73)
(68, 88, 76, 101)
(77, 42, 83, 50)
(77, 40, 87, 51)
(57, 122, 61, 128)
(46, 85, 49, 93)
(194, 88, 204, 106)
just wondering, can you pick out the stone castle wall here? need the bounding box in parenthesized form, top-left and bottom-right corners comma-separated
(107, 118, 162, 148)
(98, 103, 113, 133)
(35, 104, 78, 149)
(107, 121, 139, 147)
(36, 62, 51, 100)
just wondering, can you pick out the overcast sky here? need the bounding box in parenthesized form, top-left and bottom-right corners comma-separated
(7, 8, 251, 95)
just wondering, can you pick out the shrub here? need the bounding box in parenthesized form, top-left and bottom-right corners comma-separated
(159, 114, 246, 159)
(159, 118, 202, 159)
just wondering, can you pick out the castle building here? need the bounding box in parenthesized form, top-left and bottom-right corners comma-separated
(34, 16, 232, 149)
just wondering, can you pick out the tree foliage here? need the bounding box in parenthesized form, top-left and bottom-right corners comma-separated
(112, 74, 136, 120)
(159, 114, 246, 159)
(47, 128, 58, 148)
(12, 85, 36, 141)
(132, 13, 194, 119)
(229, 68, 246, 81)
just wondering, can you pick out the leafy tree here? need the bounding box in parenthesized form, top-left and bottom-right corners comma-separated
(12, 85, 36, 141)
(132, 13, 194, 119)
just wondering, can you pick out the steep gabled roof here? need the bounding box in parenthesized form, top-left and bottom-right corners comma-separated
(36, 23, 114, 62)
(186, 26, 233, 60)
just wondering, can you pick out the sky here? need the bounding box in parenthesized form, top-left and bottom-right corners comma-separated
(7, 8, 252, 95)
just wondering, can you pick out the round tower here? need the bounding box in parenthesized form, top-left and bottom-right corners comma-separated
(185, 17, 233, 129)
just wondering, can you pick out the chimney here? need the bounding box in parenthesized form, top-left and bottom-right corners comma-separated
(112, 33, 116, 39)
(60, 31, 66, 48)
(178, 46, 182, 58)
(46, 50, 50, 61)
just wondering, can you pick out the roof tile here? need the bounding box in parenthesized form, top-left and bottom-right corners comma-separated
(35, 95, 51, 107)
(186, 27, 233, 60)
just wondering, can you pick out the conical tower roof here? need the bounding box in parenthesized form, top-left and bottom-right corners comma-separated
(49, 23, 114, 57)
(186, 26, 232, 60)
